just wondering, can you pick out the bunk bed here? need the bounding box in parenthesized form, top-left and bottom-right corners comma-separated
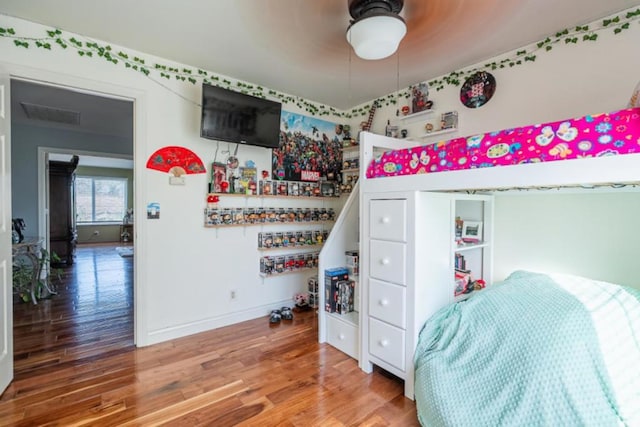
(364, 107, 640, 188)
(357, 106, 640, 426)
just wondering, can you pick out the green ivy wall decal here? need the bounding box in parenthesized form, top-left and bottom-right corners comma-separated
(1, 8, 639, 119)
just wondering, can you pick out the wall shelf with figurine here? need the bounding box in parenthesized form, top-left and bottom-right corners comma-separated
(210, 178, 342, 199)
(340, 152, 360, 195)
(342, 145, 360, 153)
(415, 127, 458, 141)
(260, 251, 320, 277)
(204, 207, 336, 227)
(207, 192, 339, 200)
(341, 168, 360, 174)
(396, 108, 435, 122)
(258, 244, 324, 252)
(259, 267, 318, 278)
(258, 230, 328, 250)
(205, 221, 333, 229)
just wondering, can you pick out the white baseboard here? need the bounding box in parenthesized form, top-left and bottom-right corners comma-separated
(142, 299, 293, 346)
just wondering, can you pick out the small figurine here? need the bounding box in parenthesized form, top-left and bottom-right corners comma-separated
(294, 292, 312, 311)
(206, 194, 219, 209)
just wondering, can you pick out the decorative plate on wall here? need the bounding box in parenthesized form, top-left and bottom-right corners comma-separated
(460, 71, 496, 108)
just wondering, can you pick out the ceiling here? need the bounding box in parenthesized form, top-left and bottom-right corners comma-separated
(1, 0, 640, 110)
(11, 79, 133, 139)
(11, 79, 134, 169)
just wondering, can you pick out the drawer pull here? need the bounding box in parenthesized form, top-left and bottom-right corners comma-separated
(379, 299, 389, 307)
(379, 339, 389, 348)
(381, 216, 390, 224)
(380, 258, 390, 265)
(338, 333, 345, 340)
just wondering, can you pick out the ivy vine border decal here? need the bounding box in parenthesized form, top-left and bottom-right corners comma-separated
(1, 8, 639, 119)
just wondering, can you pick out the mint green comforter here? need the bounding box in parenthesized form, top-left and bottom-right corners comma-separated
(414, 270, 640, 427)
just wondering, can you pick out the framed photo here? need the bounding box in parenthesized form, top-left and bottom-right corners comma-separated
(461, 221, 483, 243)
(440, 111, 458, 130)
(411, 82, 431, 113)
(385, 124, 399, 138)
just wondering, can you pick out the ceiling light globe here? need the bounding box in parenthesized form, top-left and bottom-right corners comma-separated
(347, 15, 407, 60)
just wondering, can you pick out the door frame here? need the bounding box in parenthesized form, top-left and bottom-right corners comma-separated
(4, 63, 148, 346)
(0, 64, 13, 395)
(37, 146, 134, 257)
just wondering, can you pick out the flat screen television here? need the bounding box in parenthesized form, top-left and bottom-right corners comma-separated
(200, 83, 282, 149)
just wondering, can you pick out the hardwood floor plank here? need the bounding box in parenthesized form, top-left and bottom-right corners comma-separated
(120, 380, 248, 426)
(1, 243, 418, 426)
(165, 396, 264, 427)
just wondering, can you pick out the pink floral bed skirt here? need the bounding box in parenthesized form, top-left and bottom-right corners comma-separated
(366, 107, 640, 178)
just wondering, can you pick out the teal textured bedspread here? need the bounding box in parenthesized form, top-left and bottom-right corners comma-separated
(414, 270, 640, 427)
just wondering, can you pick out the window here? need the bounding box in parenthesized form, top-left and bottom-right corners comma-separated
(75, 176, 128, 223)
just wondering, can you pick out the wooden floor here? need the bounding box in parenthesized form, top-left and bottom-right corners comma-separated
(1, 244, 419, 426)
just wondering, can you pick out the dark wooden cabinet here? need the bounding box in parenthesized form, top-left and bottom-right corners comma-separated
(49, 156, 79, 266)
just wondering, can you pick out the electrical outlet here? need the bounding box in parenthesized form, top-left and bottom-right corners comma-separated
(230, 290, 237, 300)
(93, 230, 100, 236)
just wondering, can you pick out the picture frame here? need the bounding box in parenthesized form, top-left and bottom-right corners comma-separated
(440, 111, 459, 130)
(385, 124, 399, 138)
(461, 221, 483, 243)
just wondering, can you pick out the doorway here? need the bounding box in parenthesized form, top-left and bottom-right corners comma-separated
(10, 78, 136, 348)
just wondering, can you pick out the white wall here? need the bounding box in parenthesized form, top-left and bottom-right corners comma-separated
(493, 189, 640, 289)
(366, 19, 640, 143)
(2, 8, 639, 345)
(0, 14, 345, 346)
(357, 11, 640, 291)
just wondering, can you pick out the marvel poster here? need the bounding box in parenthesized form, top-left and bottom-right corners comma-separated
(273, 111, 343, 182)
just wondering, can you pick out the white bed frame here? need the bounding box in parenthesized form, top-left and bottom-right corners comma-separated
(359, 132, 640, 194)
(356, 131, 640, 398)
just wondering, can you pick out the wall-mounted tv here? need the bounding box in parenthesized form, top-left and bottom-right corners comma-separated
(200, 83, 282, 149)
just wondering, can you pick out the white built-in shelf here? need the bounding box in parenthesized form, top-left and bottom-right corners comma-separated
(415, 127, 458, 140)
(260, 266, 317, 278)
(206, 192, 339, 200)
(327, 310, 359, 327)
(342, 145, 361, 152)
(205, 220, 333, 229)
(454, 241, 490, 253)
(396, 109, 435, 121)
(341, 168, 360, 173)
(259, 244, 324, 251)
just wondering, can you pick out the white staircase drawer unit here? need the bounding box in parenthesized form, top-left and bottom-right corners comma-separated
(369, 279, 406, 329)
(369, 240, 406, 285)
(327, 315, 358, 358)
(369, 199, 407, 242)
(369, 318, 406, 371)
